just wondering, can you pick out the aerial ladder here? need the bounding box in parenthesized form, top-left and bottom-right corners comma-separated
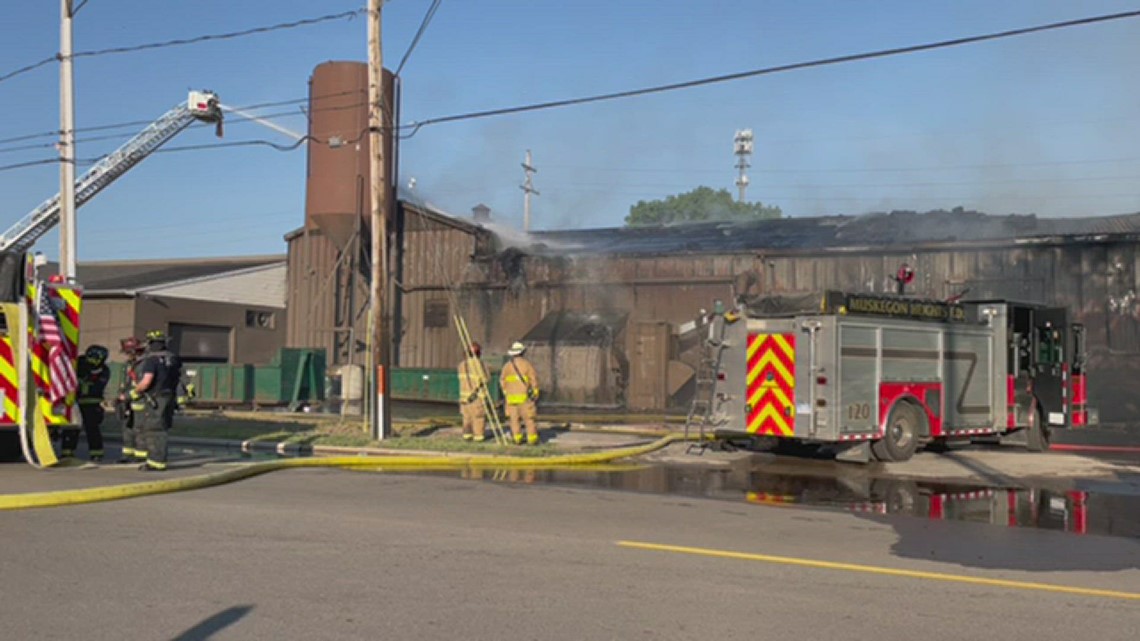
(0, 90, 222, 466)
(0, 90, 223, 252)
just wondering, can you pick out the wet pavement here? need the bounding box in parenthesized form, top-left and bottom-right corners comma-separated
(398, 458, 1140, 540)
(6, 430, 1140, 542)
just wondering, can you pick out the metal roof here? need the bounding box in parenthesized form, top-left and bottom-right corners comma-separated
(526, 210, 1140, 256)
(57, 255, 286, 293)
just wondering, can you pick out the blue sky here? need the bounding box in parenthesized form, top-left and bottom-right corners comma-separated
(1, 1, 1139, 261)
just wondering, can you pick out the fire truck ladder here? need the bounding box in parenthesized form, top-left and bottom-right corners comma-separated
(0, 91, 222, 253)
(685, 312, 728, 454)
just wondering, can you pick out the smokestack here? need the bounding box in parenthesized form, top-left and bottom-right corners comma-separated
(472, 203, 491, 222)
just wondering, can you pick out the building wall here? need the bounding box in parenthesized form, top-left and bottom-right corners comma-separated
(447, 239, 1140, 421)
(133, 296, 285, 364)
(80, 297, 138, 362)
(284, 226, 369, 367)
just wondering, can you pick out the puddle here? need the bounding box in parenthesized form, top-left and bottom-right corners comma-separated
(170, 441, 1140, 539)
(408, 463, 1140, 539)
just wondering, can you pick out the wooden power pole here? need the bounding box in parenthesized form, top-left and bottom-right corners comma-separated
(367, 0, 391, 440)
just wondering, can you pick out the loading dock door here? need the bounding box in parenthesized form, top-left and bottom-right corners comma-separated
(169, 323, 231, 363)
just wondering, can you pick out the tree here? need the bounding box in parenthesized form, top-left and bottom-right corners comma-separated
(625, 186, 782, 227)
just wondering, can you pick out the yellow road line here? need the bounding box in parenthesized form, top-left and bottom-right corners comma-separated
(616, 541, 1140, 602)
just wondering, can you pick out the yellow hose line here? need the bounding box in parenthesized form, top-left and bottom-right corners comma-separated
(0, 434, 689, 511)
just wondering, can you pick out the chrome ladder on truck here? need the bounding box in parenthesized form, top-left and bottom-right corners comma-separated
(685, 310, 728, 454)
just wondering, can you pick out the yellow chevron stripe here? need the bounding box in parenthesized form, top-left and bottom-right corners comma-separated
(0, 356, 15, 390)
(749, 403, 791, 435)
(57, 287, 81, 310)
(747, 334, 765, 361)
(748, 385, 767, 410)
(3, 397, 17, 422)
(769, 385, 794, 414)
(747, 349, 794, 387)
(772, 334, 794, 360)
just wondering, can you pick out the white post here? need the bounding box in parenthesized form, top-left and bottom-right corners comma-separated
(59, 0, 77, 278)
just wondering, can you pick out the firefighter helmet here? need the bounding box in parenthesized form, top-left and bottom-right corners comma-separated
(84, 344, 109, 365)
(508, 341, 526, 356)
(145, 329, 168, 343)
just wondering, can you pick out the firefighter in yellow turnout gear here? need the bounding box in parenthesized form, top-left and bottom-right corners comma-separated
(499, 341, 540, 445)
(457, 342, 489, 442)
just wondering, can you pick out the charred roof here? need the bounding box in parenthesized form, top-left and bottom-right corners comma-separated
(525, 210, 1140, 256)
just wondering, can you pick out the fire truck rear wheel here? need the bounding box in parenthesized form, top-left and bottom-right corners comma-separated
(1026, 406, 1051, 452)
(871, 402, 922, 462)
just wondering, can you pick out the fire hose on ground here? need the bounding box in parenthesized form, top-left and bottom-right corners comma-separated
(0, 433, 697, 511)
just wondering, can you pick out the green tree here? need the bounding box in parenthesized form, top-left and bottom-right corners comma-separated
(625, 186, 782, 227)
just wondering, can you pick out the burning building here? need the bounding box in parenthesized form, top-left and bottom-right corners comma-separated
(285, 63, 1140, 422)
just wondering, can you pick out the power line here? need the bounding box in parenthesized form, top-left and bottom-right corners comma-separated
(0, 158, 57, 173)
(400, 9, 1140, 136)
(396, 0, 442, 76)
(0, 57, 56, 85)
(0, 9, 364, 87)
(0, 89, 366, 149)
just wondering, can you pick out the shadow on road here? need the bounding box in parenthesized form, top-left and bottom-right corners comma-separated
(857, 512, 1140, 572)
(170, 605, 254, 641)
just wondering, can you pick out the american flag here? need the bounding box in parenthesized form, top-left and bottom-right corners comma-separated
(36, 286, 77, 403)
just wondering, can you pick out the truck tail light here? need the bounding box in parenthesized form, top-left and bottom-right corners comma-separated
(717, 372, 725, 381)
(816, 376, 828, 385)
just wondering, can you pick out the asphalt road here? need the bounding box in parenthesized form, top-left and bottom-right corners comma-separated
(2, 467, 1138, 640)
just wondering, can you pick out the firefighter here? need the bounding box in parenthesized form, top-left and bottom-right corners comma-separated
(128, 330, 182, 472)
(72, 345, 111, 461)
(457, 342, 489, 442)
(115, 336, 147, 464)
(499, 341, 540, 445)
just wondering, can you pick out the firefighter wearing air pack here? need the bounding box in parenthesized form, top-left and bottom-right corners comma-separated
(115, 336, 147, 464)
(60, 345, 111, 461)
(126, 330, 182, 472)
(457, 341, 489, 442)
(499, 341, 540, 445)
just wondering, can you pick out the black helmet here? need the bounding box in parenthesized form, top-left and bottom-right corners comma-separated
(85, 345, 109, 365)
(145, 329, 168, 343)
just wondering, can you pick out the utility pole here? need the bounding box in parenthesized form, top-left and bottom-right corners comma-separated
(520, 149, 538, 232)
(59, 0, 77, 278)
(367, 0, 391, 440)
(733, 129, 753, 203)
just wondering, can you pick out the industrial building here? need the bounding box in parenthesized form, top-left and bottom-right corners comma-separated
(75, 255, 287, 365)
(286, 60, 1140, 423)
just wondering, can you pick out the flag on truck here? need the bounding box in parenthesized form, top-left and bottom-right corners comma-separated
(35, 285, 76, 403)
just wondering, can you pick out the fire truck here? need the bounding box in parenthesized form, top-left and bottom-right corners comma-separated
(694, 290, 1090, 463)
(0, 91, 221, 466)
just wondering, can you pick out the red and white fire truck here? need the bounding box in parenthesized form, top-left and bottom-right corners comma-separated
(703, 290, 1090, 462)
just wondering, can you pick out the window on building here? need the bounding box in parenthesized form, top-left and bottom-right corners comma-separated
(170, 323, 231, 363)
(246, 310, 277, 330)
(424, 299, 449, 329)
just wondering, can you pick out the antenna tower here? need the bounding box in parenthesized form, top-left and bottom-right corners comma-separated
(733, 129, 753, 203)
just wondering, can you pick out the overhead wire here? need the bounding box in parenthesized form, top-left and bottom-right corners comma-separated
(395, 0, 442, 76)
(0, 9, 364, 87)
(398, 8, 1140, 137)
